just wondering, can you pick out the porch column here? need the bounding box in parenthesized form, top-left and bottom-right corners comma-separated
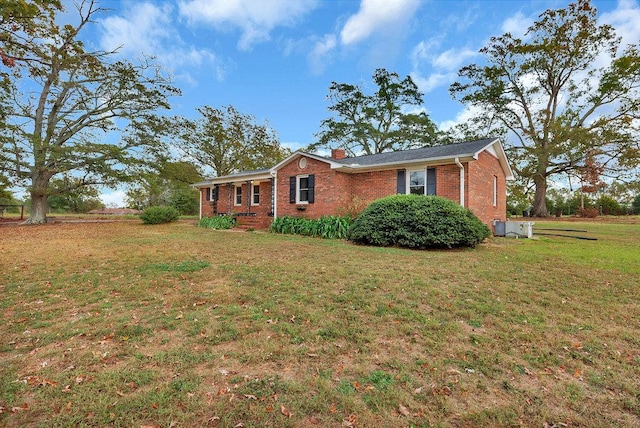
(246, 180, 252, 214)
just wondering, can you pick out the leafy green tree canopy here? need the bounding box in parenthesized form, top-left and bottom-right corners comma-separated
(47, 176, 104, 213)
(126, 161, 202, 215)
(171, 105, 290, 177)
(1, 0, 180, 224)
(451, 0, 640, 217)
(310, 68, 440, 156)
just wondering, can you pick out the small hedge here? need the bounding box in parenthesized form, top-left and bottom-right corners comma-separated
(270, 215, 352, 239)
(348, 195, 490, 249)
(197, 215, 236, 230)
(140, 206, 180, 224)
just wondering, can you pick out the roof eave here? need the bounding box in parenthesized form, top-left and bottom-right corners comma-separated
(271, 151, 342, 172)
(192, 171, 272, 187)
(332, 154, 479, 173)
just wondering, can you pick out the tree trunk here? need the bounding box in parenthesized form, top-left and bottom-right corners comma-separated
(531, 175, 548, 217)
(25, 192, 48, 224)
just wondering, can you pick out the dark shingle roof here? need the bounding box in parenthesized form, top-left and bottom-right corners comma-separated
(330, 138, 498, 166)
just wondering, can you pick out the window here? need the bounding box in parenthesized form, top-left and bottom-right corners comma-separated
(234, 185, 242, 206)
(252, 184, 260, 205)
(409, 170, 425, 195)
(298, 175, 309, 203)
(407, 168, 436, 195)
(493, 176, 498, 207)
(205, 187, 211, 201)
(289, 174, 315, 204)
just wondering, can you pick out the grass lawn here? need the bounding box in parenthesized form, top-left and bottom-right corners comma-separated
(0, 219, 638, 427)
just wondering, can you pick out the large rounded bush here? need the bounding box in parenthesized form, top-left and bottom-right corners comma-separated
(140, 206, 180, 224)
(348, 195, 490, 249)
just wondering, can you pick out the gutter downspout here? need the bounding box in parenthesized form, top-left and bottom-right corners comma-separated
(455, 157, 465, 207)
(270, 171, 277, 219)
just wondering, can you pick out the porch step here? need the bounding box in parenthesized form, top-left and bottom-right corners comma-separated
(235, 216, 272, 230)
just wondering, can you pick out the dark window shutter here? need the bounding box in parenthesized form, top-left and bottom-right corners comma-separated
(205, 188, 211, 201)
(427, 168, 436, 195)
(308, 174, 315, 203)
(397, 169, 406, 194)
(289, 176, 296, 203)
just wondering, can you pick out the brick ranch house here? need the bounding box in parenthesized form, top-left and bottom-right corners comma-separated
(193, 138, 514, 230)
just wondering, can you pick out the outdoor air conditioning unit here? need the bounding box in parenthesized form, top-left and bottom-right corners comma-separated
(504, 221, 534, 238)
(493, 220, 534, 238)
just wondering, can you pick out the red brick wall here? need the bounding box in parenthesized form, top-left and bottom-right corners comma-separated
(348, 170, 397, 213)
(467, 151, 507, 225)
(276, 156, 352, 218)
(436, 164, 465, 207)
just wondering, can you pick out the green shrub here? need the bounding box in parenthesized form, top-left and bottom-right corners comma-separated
(595, 195, 621, 215)
(347, 195, 490, 249)
(270, 215, 352, 239)
(197, 215, 236, 229)
(140, 206, 180, 224)
(633, 194, 640, 215)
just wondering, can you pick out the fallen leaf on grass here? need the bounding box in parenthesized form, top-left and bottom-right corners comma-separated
(280, 405, 293, 418)
(244, 394, 257, 400)
(398, 404, 410, 416)
(342, 413, 357, 427)
(11, 403, 29, 412)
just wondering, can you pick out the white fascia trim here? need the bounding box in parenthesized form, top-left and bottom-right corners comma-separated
(472, 138, 515, 180)
(332, 156, 477, 173)
(270, 151, 343, 173)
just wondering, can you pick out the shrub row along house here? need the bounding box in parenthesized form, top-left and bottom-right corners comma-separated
(193, 138, 514, 230)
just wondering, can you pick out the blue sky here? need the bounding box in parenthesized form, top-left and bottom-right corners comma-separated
(67, 0, 640, 206)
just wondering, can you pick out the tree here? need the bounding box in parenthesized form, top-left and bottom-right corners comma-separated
(1, 1, 62, 129)
(46, 176, 103, 213)
(171, 105, 290, 177)
(310, 68, 440, 156)
(0, 0, 179, 224)
(633, 194, 640, 214)
(126, 161, 202, 215)
(450, 0, 640, 217)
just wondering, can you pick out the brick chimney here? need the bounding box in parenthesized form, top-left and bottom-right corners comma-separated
(331, 148, 346, 160)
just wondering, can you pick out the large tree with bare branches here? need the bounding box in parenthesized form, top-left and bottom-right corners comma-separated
(451, 0, 640, 217)
(0, 0, 179, 223)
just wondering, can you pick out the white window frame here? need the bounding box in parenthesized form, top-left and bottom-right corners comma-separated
(251, 184, 260, 206)
(407, 169, 426, 195)
(296, 174, 309, 204)
(234, 185, 242, 206)
(406, 168, 436, 196)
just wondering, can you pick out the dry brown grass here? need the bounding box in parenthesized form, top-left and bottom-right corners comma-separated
(0, 219, 639, 427)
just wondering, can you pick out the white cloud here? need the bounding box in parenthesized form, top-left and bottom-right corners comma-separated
(439, 104, 483, 132)
(410, 42, 478, 94)
(340, 0, 421, 45)
(411, 71, 455, 93)
(178, 0, 318, 50)
(98, 2, 224, 79)
(600, 0, 640, 52)
(432, 47, 477, 71)
(308, 34, 337, 74)
(100, 190, 127, 208)
(501, 11, 533, 39)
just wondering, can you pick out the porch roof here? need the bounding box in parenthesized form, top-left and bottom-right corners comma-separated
(192, 168, 271, 188)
